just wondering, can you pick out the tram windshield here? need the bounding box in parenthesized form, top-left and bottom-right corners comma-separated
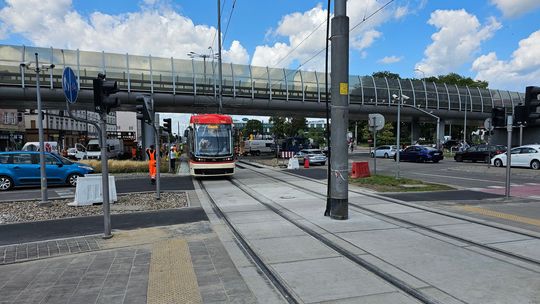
(194, 124, 232, 156)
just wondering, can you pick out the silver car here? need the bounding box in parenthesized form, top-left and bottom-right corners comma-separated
(370, 145, 397, 158)
(295, 149, 327, 165)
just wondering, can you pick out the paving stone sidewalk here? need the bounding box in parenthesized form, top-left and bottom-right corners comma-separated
(0, 221, 259, 304)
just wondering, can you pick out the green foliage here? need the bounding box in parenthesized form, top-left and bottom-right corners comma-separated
(372, 71, 401, 79)
(424, 73, 488, 88)
(243, 119, 263, 137)
(349, 174, 454, 192)
(372, 70, 489, 88)
(270, 116, 308, 138)
(362, 122, 395, 145)
(269, 116, 287, 139)
(289, 117, 307, 137)
(306, 127, 327, 147)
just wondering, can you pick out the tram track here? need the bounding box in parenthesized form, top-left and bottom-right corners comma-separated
(237, 160, 540, 269)
(196, 178, 300, 304)
(199, 175, 443, 304)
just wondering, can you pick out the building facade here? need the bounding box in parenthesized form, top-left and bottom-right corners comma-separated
(24, 109, 117, 150)
(0, 109, 25, 151)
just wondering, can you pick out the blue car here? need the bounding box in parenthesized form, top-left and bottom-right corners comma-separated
(394, 146, 444, 163)
(0, 151, 94, 191)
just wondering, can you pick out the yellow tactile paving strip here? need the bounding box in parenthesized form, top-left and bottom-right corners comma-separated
(458, 205, 540, 227)
(147, 239, 202, 304)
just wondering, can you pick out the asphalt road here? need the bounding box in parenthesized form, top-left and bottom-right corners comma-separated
(349, 152, 540, 190)
(0, 207, 207, 246)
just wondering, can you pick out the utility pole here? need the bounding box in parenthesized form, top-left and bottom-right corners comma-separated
(217, 0, 223, 114)
(329, 0, 349, 220)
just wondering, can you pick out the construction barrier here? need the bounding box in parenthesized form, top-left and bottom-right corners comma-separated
(351, 162, 370, 178)
(280, 151, 295, 158)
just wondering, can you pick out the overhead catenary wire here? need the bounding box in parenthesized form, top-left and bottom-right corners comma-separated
(222, 0, 237, 46)
(268, 0, 396, 87)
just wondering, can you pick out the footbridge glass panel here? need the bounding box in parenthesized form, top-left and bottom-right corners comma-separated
(0, 44, 525, 116)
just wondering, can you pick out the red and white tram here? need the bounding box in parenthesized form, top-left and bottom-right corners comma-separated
(185, 114, 235, 177)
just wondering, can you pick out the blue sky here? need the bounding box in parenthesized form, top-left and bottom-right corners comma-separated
(1, 0, 539, 126)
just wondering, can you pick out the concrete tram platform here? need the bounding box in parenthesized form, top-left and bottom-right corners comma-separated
(199, 164, 540, 303)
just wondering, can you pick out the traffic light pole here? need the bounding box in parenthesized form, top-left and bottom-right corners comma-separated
(154, 113, 161, 200)
(99, 112, 112, 238)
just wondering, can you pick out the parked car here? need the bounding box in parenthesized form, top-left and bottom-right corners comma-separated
(294, 149, 327, 166)
(370, 145, 397, 158)
(454, 144, 506, 163)
(394, 146, 443, 163)
(492, 145, 540, 170)
(0, 151, 94, 191)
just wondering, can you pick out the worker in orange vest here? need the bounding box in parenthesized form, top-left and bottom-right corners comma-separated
(146, 145, 157, 185)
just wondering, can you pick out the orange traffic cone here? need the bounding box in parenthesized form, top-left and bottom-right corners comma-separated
(304, 158, 310, 168)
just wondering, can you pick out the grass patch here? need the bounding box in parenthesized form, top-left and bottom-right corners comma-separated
(79, 159, 169, 173)
(349, 174, 454, 192)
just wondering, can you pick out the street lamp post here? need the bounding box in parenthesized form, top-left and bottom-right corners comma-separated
(414, 68, 426, 80)
(217, 0, 223, 114)
(20, 53, 55, 206)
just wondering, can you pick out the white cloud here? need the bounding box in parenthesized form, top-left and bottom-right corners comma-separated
(394, 6, 409, 19)
(490, 0, 540, 18)
(415, 9, 501, 76)
(0, 0, 249, 63)
(378, 56, 403, 64)
(472, 30, 540, 91)
(251, 0, 410, 71)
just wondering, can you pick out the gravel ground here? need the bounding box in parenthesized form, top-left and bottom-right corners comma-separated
(0, 192, 188, 225)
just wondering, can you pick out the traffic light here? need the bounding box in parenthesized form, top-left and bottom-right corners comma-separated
(525, 86, 540, 126)
(135, 95, 154, 123)
(491, 107, 506, 127)
(93, 73, 120, 114)
(163, 118, 172, 134)
(514, 105, 528, 126)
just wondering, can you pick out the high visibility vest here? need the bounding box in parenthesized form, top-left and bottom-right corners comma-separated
(146, 149, 156, 162)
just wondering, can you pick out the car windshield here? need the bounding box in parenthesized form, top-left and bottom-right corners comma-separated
(87, 144, 100, 152)
(194, 124, 232, 156)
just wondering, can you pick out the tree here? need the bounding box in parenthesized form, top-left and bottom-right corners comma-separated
(269, 116, 288, 139)
(243, 119, 263, 138)
(425, 73, 488, 89)
(372, 71, 401, 79)
(288, 117, 307, 137)
(362, 122, 395, 146)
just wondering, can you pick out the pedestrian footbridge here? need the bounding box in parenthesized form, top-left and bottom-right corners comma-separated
(0, 44, 523, 123)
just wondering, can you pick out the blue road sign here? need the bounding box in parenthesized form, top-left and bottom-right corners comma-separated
(62, 67, 79, 104)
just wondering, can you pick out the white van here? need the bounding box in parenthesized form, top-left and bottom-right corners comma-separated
(67, 143, 87, 160)
(22, 141, 58, 153)
(86, 139, 124, 160)
(244, 140, 275, 155)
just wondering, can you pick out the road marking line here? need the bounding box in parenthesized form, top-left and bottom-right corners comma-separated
(408, 172, 506, 184)
(487, 186, 505, 189)
(526, 183, 540, 186)
(458, 205, 540, 227)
